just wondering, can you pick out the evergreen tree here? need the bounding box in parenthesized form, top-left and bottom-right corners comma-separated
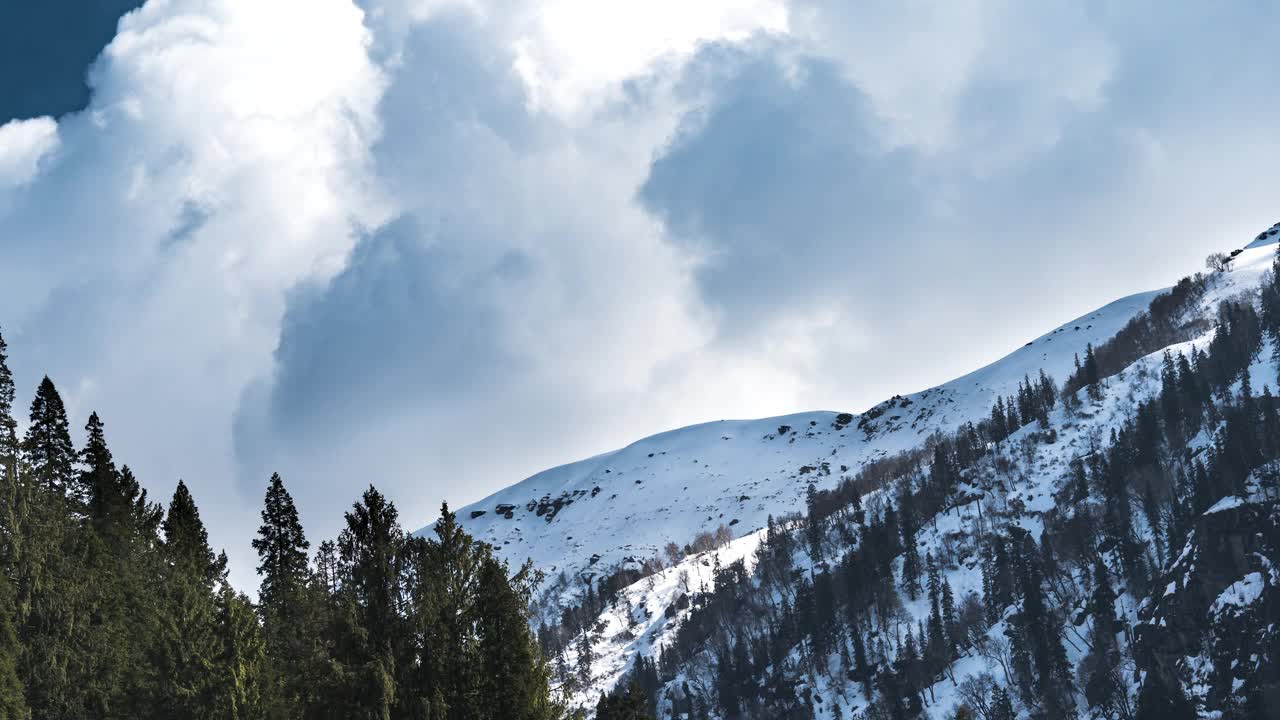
(1134, 673, 1195, 720)
(577, 629, 595, 685)
(0, 329, 17, 476)
(1011, 538, 1072, 715)
(474, 550, 555, 719)
(1081, 559, 1123, 713)
(211, 586, 267, 720)
(22, 377, 77, 498)
(596, 679, 653, 720)
(74, 412, 143, 717)
(155, 480, 223, 720)
(0, 573, 26, 720)
(851, 626, 872, 700)
(0, 330, 25, 719)
(805, 482, 824, 560)
(0, 332, 566, 720)
(1085, 343, 1103, 402)
(81, 413, 116, 521)
(332, 485, 402, 720)
(253, 472, 316, 718)
(901, 531, 923, 601)
(926, 556, 946, 673)
(940, 580, 958, 659)
(989, 686, 1015, 720)
(16, 376, 89, 719)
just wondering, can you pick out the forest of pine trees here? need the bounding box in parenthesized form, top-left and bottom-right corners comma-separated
(0, 330, 567, 719)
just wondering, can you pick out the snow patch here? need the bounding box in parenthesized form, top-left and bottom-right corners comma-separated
(1211, 573, 1266, 616)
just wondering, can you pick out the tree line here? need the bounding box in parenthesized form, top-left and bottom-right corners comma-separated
(0, 329, 561, 719)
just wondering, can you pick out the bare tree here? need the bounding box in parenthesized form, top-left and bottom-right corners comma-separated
(973, 633, 1016, 688)
(663, 542, 682, 565)
(1206, 251, 1233, 272)
(957, 673, 998, 720)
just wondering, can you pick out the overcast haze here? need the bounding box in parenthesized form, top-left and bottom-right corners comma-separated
(1, 0, 1278, 588)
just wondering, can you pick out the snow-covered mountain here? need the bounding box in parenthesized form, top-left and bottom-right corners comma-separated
(448, 290, 1160, 590)
(420, 224, 1280, 718)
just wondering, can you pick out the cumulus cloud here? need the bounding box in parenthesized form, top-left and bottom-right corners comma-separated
(0, 0, 385, 581)
(233, 10, 815, 541)
(0, 118, 59, 188)
(4, 0, 1280, 588)
(638, 0, 1280, 399)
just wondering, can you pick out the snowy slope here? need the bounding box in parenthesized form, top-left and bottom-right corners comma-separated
(555, 232, 1280, 717)
(441, 290, 1160, 597)
(1246, 220, 1280, 249)
(431, 231, 1278, 622)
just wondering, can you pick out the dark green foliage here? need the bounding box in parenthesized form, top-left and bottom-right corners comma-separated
(0, 332, 561, 720)
(1084, 343, 1103, 401)
(1063, 273, 1210, 399)
(22, 377, 77, 497)
(211, 586, 267, 719)
(0, 575, 24, 719)
(1080, 560, 1125, 715)
(253, 473, 320, 718)
(0, 331, 25, 720)
(0, 329, 17, 475)
(1134, 672, 1195, 720)
(595, 679, 653, 720)
(989, 686, 1015, 720)
(154, 481, 224, 720)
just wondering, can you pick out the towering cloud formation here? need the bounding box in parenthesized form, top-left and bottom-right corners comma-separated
(0, 0, 386, 579)
(1, 0, 1278, 587)
(0, 118, 58, 188)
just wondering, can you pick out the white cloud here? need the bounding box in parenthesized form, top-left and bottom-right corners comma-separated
(4, 0, 1280, 590)
(0, 0, 386, 581)
(510, 0, 788, 118)
(788, 0, 1112, 158)
(0, 117, 59, 188)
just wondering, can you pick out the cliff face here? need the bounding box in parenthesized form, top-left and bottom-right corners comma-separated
(1136, 488, 1280, 709)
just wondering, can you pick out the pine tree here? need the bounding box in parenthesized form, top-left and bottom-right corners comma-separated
(851, 625, 872, 700)
(74, 412, 145, 717)
(0, 328, 17, 477)
(596, 679, 653, 720)
(17, 376, 89, 718)
(163, 480, 220, 584)
(1134, 672, 1195, 720)
(252, 472, 315, 718)
(332, 485, 402, 720)
(1082, 559, 1123, 713)
(1012, 540, 1072, 715)
(990, 685, 1015, 720)
(155, 480, 223, 720)
(0, 572, 26, 720)
(211, 585, 267, 720)
(926, 555, 946, 673)
(577, 628, 595, 685)
(0, 330, 25, 719)
(1085, 343, 1103, 402)
(941, 579, 958, 658)
(475, 552, 555, 719)
(1069, 456, 1089, 504)
(0, 332, 565, 718)
(81, 412, 133, 551)
(23, 377, 77, 498)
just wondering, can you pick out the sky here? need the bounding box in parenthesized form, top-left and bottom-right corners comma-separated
(1, 0, 1278, 588)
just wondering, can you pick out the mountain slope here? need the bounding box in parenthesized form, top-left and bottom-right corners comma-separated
(447, 288, 1163, 599)
(515, 232, 1280, 718)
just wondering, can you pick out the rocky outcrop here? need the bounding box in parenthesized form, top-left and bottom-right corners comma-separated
(1135, 495, 1280, 710)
